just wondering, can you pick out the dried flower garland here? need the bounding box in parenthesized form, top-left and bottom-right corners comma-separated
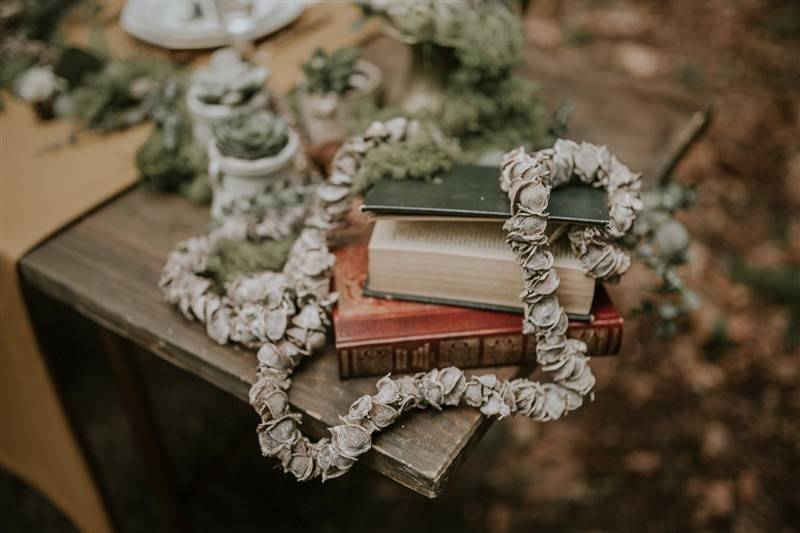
(159, 119, 642, 482)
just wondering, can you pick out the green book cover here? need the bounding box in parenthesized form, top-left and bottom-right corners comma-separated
(361, 164, 609, 225)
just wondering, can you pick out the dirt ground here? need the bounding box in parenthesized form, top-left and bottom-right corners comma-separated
(3, 1, 799, 532)
(497, 1, 800, 530)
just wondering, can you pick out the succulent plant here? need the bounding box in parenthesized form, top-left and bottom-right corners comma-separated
(192, 47, 268, 106)
(213, 110, 289, 160)
(301, 47, 362, 94)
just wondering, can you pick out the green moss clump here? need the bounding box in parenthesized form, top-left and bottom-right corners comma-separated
(350, 123, 460, 194)
(206, 237, 296, 284)
(441, 74, 549, 153)
(180, 172, 213, 204)
(450, 3, 524, 81)
(358, 1, 558, 156)
(213, 110, 289, 160)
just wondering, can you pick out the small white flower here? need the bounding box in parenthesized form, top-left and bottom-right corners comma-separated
(17, 66, 65, 103)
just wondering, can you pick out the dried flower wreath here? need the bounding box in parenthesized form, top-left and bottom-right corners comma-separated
(159, 118, 642, 482)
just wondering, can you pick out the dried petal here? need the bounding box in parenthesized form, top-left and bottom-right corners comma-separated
(329, 424, 371, 459)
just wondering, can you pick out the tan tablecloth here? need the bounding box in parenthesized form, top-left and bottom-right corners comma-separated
(0, 4, 375, 531)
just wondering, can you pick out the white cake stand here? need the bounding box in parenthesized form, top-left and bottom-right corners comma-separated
(121, 1, 308, 50)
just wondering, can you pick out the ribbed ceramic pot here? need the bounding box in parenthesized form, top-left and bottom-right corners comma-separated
(207, 128, 299, 218)
(298, 59, 382, 145)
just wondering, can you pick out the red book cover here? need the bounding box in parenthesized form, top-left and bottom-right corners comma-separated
(332, 222, 623, 378)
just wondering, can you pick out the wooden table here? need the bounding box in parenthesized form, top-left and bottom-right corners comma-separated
(18, 36, 708, 502)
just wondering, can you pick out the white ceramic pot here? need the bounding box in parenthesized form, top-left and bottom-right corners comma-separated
(186, 86, 269, 145)
(208, 128, 300, 218)
(298, 60, 382, 145)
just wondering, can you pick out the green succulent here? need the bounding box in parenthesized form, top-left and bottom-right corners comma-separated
(350, 122, 461, 194)
(301, 47, 361, 94)
(192, 48, 268, 106)
(213, 110, 289, 160)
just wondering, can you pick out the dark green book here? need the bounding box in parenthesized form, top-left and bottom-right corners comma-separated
(361, 164, 608, 225)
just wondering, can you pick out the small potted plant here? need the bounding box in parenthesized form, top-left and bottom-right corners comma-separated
(186, 47, 269, 144)
(298, 46, 381, 145)
(208, 110, 300, 217)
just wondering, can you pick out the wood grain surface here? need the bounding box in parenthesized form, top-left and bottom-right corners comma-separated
(19, 36, 708, 498)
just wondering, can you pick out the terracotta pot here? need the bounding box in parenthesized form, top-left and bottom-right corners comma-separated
(186, 86, 268, 145)
(207, 128, 300, 217)
(298, 59, 382, 145)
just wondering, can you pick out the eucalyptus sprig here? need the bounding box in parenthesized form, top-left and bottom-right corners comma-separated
(71, 56, 176, 131)
(624, 182, 700, 337)
(213, 110, 289, 160)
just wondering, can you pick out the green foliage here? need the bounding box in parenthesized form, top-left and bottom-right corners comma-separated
(221, 181, 316, 219)
(702, 318, 737, 362)
(731, 261, 800, 348)
(136, 82, 208, 197)
(626, 182, 700, 337)
(181, 172, 213, 205)
(136, 127, 206, 193)
(350, 123, 460, 194)
(71, 56, 176, 131)
(207, 236, 296, 284)
(0, 54, 37, 90)
(359, 1, 555, 155)
(21, 0, 79, 40)
(53, 46, 104, 88)
(301, 47, 361, 94)
(441, 74, 549, 153)
(349, 76, 558, 157)
(213, 110, 289, 160)
(449, 3, 524, 81)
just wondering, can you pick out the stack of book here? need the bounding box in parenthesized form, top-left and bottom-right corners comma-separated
(332, 164, 623, 378)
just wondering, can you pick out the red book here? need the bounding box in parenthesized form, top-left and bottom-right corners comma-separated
(332, 223, 623, 379)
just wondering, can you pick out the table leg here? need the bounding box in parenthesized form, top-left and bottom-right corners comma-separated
(100, 330, 188, 533)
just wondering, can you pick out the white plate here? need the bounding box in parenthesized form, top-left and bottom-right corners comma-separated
(121, 1, 308, 50)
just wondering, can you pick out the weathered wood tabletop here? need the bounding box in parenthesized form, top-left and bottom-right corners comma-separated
(19, 36, 708, 498)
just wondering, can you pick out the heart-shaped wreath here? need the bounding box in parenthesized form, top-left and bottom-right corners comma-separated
(159, 118, 642, 481)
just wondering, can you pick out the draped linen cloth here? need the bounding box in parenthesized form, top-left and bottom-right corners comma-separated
(0, 3, 376, 531)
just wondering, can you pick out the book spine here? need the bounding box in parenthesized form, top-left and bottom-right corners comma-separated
(338, 324, 622, 378)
